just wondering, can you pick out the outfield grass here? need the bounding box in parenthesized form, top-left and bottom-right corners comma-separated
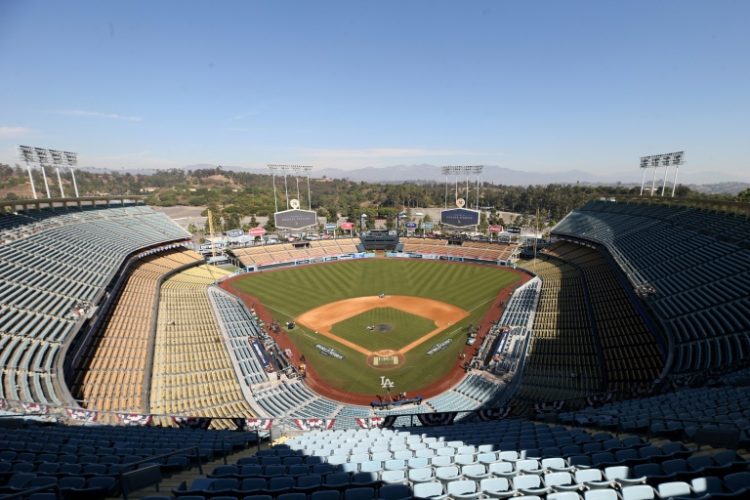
(329, 307, 437, 352)
(231, 259, 520, 395)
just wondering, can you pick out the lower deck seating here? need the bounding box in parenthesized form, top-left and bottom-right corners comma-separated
(232, 239, 360, 268)
(149, 265, 254, 429)
(401, 237, 520, 262)
(516, 258, 603, 403)
(208, 287, 271, 388)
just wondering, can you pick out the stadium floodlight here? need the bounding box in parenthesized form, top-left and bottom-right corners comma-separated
(49, 149, 64, 164)
(63, 151, 80, 198)
(639, 151, 685, 198)
(440, 165, 484, 209)
(48, 149, 66, 198)
(668, 151, 685, 197)
(33, 147, 52, 198)
(19, 146, 81, 200)
(472, 165, 484, 209)
(267, 164, 315, 211)
(18, 145, 38, 199)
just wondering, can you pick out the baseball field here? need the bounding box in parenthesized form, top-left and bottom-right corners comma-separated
(224, 258, 522, 398)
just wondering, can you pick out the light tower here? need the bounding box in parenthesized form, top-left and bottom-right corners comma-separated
(267, 164, 314, 211)
(33, 147, 52, 199)
(18, 145, 38, 199)
(49, 150, 66, 198)
(639, 151, 684, 198)
(64, 151, 80, 198)
(440, 165, 484, 209)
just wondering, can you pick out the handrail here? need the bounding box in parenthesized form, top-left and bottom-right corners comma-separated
(0, 484, 62, 499)
(121, 445, 204, 475)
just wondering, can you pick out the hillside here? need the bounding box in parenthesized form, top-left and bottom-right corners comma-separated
(2, 163, 747, 234)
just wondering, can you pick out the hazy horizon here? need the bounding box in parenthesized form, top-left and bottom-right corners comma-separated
(1, 1, 748, 181)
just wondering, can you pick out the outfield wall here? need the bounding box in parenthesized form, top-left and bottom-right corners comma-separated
(386, 251, 517, 267)
(244, 252, 376, 272)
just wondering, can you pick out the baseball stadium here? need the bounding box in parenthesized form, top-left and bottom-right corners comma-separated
(2, 2, 750, 496)
(1, 183, 749, 499)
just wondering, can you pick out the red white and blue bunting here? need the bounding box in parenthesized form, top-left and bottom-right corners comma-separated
(355, 416, 398, 429)
(586, 393, 614, 407)
(477, 407, 511, 421)
(116, 413, 153, 426)
(355, 417, 382, 429)
(417, 412, 457, 427)
(235, 418, 274, 431)
(294, 418, 336, 431)
(21, 402, 48, 414)
(534, 401, 565, 413)
(172, 416, 212, 430)
(65, 408, 98, 423)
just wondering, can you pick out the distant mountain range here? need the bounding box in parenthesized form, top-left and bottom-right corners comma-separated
(80, 163, 749, 195)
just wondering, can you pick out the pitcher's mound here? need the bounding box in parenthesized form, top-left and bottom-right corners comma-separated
(372, 323, 393, 333)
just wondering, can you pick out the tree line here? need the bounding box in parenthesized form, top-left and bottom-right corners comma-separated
(1, 163, 745, 233)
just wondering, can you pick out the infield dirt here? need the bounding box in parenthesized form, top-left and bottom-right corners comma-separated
(295, 295, 469, 356)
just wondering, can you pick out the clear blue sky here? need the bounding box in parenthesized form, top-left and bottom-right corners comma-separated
(1, 0, 748, 181)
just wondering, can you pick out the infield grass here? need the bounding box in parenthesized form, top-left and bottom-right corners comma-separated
(329, 307, 437, 352)
(230, 258, 520, 395)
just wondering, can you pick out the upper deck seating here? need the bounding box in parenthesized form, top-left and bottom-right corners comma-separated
(149, 265, 254, 429)
(0, 205, 189, 406)
(553, 201, 750, 373)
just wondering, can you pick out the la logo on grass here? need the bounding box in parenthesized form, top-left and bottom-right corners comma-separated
(380, 376, 395, 389)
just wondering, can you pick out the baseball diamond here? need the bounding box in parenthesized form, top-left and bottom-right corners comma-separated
(222, 258, 523, 398)
(297, 296, 469, 356)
